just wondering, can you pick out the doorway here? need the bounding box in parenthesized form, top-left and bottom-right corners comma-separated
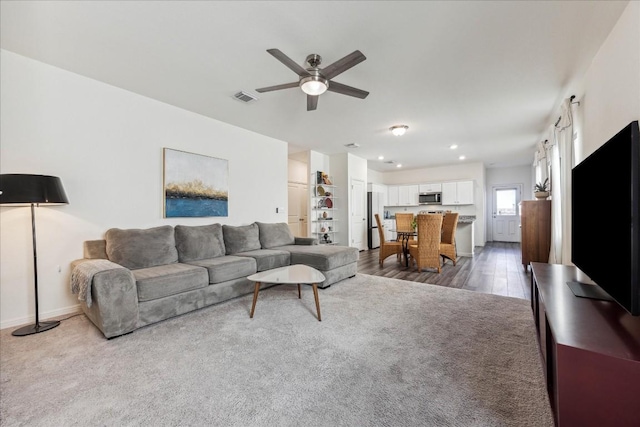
(491, 184, 521, 242)
(287, 182, 308, 237)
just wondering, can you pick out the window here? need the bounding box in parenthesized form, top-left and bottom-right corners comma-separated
(496, 188, 517, 215)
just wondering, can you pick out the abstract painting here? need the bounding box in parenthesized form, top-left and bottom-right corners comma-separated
(163, 148, 228, 217)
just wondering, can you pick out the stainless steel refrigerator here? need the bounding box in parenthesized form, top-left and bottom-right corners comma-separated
(367, 191, 385, 249)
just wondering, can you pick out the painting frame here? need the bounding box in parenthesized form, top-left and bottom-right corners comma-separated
(163, 148, 229, 218)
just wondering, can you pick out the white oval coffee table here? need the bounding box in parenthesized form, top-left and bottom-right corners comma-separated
(247, 264, 326, 321)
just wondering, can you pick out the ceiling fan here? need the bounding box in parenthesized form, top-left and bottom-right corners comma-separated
(255, 49, 369, 111)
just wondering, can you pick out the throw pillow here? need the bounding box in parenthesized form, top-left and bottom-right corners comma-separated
(222, 223, 261, 254)
(105, 225, 178, 270)
(175, 223, 226, 262)
(256, 222, 295, 249)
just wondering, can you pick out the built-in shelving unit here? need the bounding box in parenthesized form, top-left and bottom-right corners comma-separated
(312, 171, 338, 245)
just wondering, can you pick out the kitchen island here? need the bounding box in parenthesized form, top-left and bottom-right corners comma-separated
(456, 215, 475, 257)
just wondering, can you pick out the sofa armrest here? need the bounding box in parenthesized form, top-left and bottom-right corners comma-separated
(71, 259, 139, 338)
(294, 237, 318, 246)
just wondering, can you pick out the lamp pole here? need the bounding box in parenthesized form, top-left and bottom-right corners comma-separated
(11, 202, 61, 336)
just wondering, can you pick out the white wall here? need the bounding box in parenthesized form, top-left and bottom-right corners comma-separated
(576, 1, 640, 163)
(332, 153, 367, 249)
(366, 169, 384, 185)
(288, 158, 308, 184)
(0, 50, 289, 328)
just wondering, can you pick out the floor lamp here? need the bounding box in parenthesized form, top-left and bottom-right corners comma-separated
(0, 174, 69, 336)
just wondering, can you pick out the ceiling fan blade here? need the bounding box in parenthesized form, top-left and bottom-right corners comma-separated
(267, 49, 310, 77)
(327, 81, 369, 99)
(255, 82, 299, 93)
(320, 50, 366, 80)
(307, 95, 318, 111)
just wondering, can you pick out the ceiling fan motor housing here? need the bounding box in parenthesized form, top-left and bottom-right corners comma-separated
(306, 54, 322, 68)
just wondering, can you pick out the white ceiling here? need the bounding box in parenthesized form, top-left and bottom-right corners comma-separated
(0, 1, 629, 171)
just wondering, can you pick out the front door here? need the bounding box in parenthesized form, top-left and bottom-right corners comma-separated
(492, 185, 521, 242)
(350, 178, 366, 250)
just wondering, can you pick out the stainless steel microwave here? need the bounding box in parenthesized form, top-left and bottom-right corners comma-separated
(419, 192, 442, 205)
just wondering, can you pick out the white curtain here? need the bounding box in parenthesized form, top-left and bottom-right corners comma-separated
(548, 99, 574, 264)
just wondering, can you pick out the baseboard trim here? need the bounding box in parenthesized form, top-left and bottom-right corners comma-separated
(0, 304, 82, 330)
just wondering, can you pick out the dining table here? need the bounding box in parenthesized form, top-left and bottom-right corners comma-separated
(390, 228, 417, 267)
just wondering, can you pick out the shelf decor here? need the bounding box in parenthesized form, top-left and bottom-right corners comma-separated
(163, 148, 228, 217)
(313, 171, 338, 245)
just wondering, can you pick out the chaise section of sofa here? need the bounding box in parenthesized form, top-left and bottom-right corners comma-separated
(255, 222, 359, 288)
(70, 221, 358, 338)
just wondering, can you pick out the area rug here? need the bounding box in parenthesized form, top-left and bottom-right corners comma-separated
(0, 274, 553, 426)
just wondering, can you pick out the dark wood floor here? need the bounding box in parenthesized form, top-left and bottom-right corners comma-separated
(357, 241, 531, 300)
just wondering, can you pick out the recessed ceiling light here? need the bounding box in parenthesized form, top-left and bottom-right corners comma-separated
(396, 164, 402, 168)
(450, 144, 458, 149)
(459, 155, 466, 160)
(389, 125, 408, 136)
(378, 155, 384, 160)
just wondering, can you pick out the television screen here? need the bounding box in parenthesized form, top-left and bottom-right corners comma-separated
(571, 120, 639, 315)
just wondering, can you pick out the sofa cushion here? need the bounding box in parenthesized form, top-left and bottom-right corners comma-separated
(186, 255, 257, 284)
(175, 223, 226, 262)
(133, 263, 208, 302)
(84, 240, 108, 259)
(105, 225, 178, 270)
(279, 245, 359, 271)
(235, 249, 290, 272)
(256, 222, 295, 249)
(223, 223, 261, 255)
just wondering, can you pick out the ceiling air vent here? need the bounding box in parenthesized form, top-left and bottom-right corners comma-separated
(344, 143, 360, 148)
(384, 160, 395, 164)
(233, 91, 258, 103)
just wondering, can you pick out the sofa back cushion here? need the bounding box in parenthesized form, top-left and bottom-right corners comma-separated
(105, 225, 178, 270)
(175, 223, 226, 262)
(257, 222, 295, 249)
(223, 223, 261, 254)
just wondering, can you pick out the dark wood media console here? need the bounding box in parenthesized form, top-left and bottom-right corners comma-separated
(530, 262, 640, 426)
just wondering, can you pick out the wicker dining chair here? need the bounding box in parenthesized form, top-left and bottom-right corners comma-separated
(440, 212, 459, 266)
(408, 214, 443, 273)
(375, 214, 403, 266)
(394, 212, 416, 243)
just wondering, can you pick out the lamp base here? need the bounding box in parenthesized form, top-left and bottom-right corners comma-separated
(11, 320, 60, 337)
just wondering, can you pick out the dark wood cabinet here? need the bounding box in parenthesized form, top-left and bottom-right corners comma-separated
(520, 200, 551, 269)
(530, 262, 640, 426)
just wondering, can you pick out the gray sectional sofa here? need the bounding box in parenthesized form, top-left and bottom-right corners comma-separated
(70, 222, 359, 338)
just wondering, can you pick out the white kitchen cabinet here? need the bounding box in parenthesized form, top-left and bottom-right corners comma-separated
(418, 183, 442, 193)
(387, 185, 399, 206)
(442, 180, 474, 205)
(388, 184, 430, 206)
(398, 185, 419, 205)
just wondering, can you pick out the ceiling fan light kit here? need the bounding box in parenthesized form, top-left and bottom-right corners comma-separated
(256, 48, 369, 111)
(390, 125, 408, 136)
(300, 75, 328, 95)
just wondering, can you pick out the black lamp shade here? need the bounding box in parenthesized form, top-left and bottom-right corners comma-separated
(0, 174, 69, 205)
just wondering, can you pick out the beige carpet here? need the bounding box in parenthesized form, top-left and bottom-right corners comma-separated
(0, 274, 553, 426)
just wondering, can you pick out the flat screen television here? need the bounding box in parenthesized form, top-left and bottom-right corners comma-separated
(571, 120, 640, 316)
